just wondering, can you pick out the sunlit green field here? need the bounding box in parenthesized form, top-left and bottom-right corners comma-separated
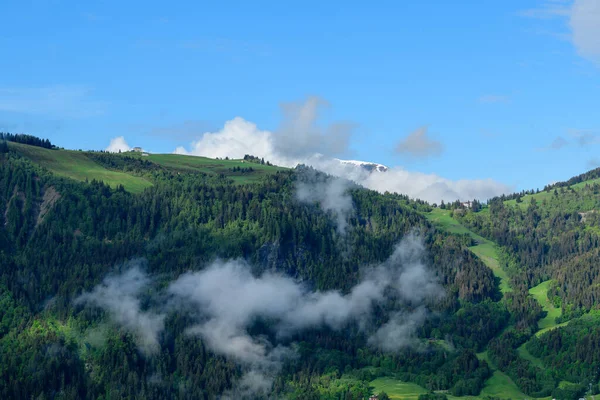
(131, 153, 287, 183)
(370, 374, 540, 400)
(529, 280, 566, 335)
(370, 378, 428, 399)
(9, 142, 288, 190)
(504, 177, 600, 209)
(9, 142, 153, 193)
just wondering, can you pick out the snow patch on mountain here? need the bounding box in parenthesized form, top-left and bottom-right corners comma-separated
(334, 159, 389, 173)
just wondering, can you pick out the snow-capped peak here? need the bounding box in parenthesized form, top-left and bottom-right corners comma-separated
(334, 159, 389, 173)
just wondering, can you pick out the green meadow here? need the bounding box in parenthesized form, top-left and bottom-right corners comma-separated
(127, 153, 287, 183)
(9, 142, 153, 193)
(9, 142, 287, 191)
(529, 280, 564, 335)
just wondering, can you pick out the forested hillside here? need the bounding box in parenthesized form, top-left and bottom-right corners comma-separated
(448, 170, 600, 400)
(0, 140, 500, 400)
(2, 137, 600, 400)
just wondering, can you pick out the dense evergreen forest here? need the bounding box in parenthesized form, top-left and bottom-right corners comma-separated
(2, 137, 600, 399)
(0, 132, 55, 149)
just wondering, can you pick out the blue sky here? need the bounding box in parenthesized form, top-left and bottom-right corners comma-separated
(1, 0, 599, 198)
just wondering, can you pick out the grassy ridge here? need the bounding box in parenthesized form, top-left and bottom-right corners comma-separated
(9, 142, 288, 191)
(9, 142, 153, 193)
(129, 153, 287, 184)
(504, 177, 600, 209)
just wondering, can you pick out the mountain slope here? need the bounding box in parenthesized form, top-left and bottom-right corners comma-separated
(433, 173, 600, 398)
(4, 135, 600, 399)
(0, 141, 502, 400)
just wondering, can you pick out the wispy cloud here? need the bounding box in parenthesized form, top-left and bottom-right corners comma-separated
(295, 168, 355, 234)
(75, 261, 165, 355)
(168, 233, 441, 396)
(568, 128, 600, 146)
(180, 38, 272, 57)
(395, 126, 444, 158)
(550, 136, 569, 149)
(538, 136, 569, 151)
(587, 157, 600, 170)
(517, 1, 571, 19)
(82, 12, 105, 21)
(273, 96, 355, 159)
(519, 0, 600, 66)
(478, 94, 510, 104)
(538, 129, 600, 151)
(0, 85, 106, 118)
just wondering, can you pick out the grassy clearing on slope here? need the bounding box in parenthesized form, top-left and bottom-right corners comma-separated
(474, 352, 538, 400)
(426, 208, 480, 238)
(517, 344, 545, 369)
(469, 244, 512, 294)
(505, 191, 552, 209)
(130, 153, 286, 183)
(516, 280, 568, 366)
(426, 209, 512, 293)
(370, 374, 538, 400)
(9, 143, 153, 193)
(370, 378, 428, 399)
(529, 280, 563, 334)
(477, 371, 538, 400)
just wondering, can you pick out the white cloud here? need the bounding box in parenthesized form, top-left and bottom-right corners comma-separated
(106, 136, 131, 153)
(570, 0, 600, 64)
(358, 168, 511, 203)
(167, 233, 439, 361)
(520, 0, 600, 66)
(174, 101, 510, 203)
(295, 169, 355, 234)
(174, 117, 275, 160)
(168, 234, 439, 397)
(0, 85, 106, 118)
